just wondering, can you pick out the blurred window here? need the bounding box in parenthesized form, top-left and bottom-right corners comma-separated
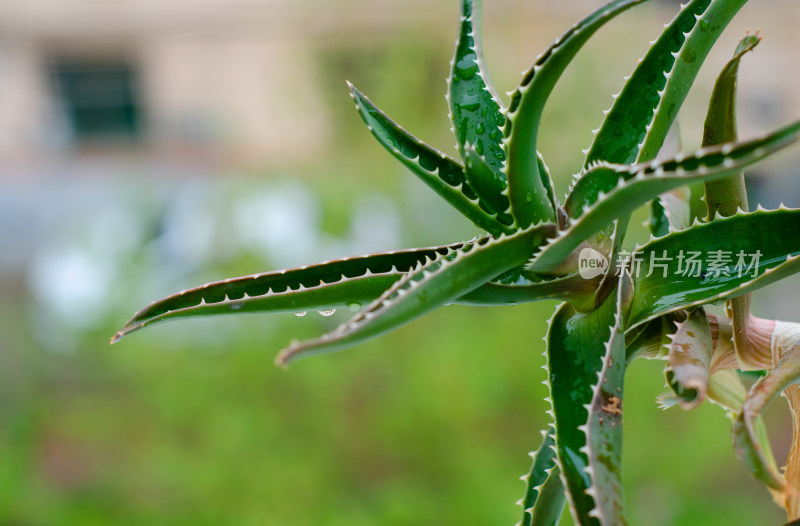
(52, 59, 141, 142)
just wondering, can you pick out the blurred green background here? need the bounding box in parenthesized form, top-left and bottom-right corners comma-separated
(2, 0, 800, 524)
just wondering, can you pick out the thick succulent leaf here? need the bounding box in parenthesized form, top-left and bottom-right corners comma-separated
(567, 118, 800, 220)
(463, 144, 509, 215)
(465, 147, 558, 219)
(732, 325, 800, 492)
(503, 0, 646, 228)
(457, 271, 599, 307)
(115, 238, 601, 343)
(702, 32, 760, 175)
(276, 225, 555, 365)
(584, 0, 747, 166)
(519, 428, 566, 526)
(448, 0, 506, 175)
(665, 308, 713, 409)
(348, 83, 513, 235)
(545, 289, 620, 525)
(582, 0, 747, 273)
(637, 0, 748, 162)
(583, 282, 629, 525)
(112, 244, 462, 342)
(627, 207, 800, 329)
(702, 34, 762, 370)
(652, 30, 756, 250)
(528, 119, 800, 273)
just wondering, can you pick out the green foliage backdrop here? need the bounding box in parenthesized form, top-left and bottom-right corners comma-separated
(3, 1, 799, 524)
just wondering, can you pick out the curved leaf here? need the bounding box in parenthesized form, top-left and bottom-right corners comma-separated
(702, 33, 762, 369)
(112, 244, 461, 342)
(636, 0, 748, 163)
(732, 324, 800, 492)
(519, 428, 566, 526)
(584, 0, 747, 167)
(503, 0, 647, 227)
(627, 208, 800, 329)
(276, 225, 555, 365)
(528, 119, 800, 273)
(348, 83, 513, 235)
(448, 0, 506, 175)
(781, 383, 800, 519)
(456, 271, 598, 307)
(583, 281, 628, 525)
(545, 290, 619, 525)
(665, 308, 713, 409)
(581, 0, 748, 275)
(463, 144, 509, 215)
(707, 369, 747, 412)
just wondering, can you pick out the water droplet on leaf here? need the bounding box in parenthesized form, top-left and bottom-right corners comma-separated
(318, 309, 336, 317)
(455, 55, 478, 80)
(295, 311, 307, 317)
(346, 302, 361, 312)
(460, 94, 480, 112)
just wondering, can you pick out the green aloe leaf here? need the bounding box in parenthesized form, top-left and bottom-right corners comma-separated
(504, 0, 646, 228)
(114, 237, 605, 343)
(348, 83, 513, 235)
(702, 32, 760, 216)
(581, 0, 748, 271)
(519, 428, 566, 526)
(528, 118, 800, 274)
(583, 282, 628, 525)
(702, 33, 761, 369)
(448, 0, 506, 176)
(276, 224, 555, 365)
(627, 208, 800, 329)
(463, 144, 509, 215)
(111, 244, 461, 342)
(637, 0, 748, 162)
(457, 271, 599, 307)
(651, 27, 756, 239)
(545, 287, 621, 525)
(584, 0, 747, 167)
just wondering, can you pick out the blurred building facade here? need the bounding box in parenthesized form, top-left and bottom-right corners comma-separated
(1, 0, 797, 174)
(0, 0, 343, 169)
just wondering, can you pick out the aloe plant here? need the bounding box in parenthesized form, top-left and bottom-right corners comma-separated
(113, 0, 800, 523)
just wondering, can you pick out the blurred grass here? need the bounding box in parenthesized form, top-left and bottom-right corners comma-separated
(0, 287, 786, 525)
(2, 2, 798, 524)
